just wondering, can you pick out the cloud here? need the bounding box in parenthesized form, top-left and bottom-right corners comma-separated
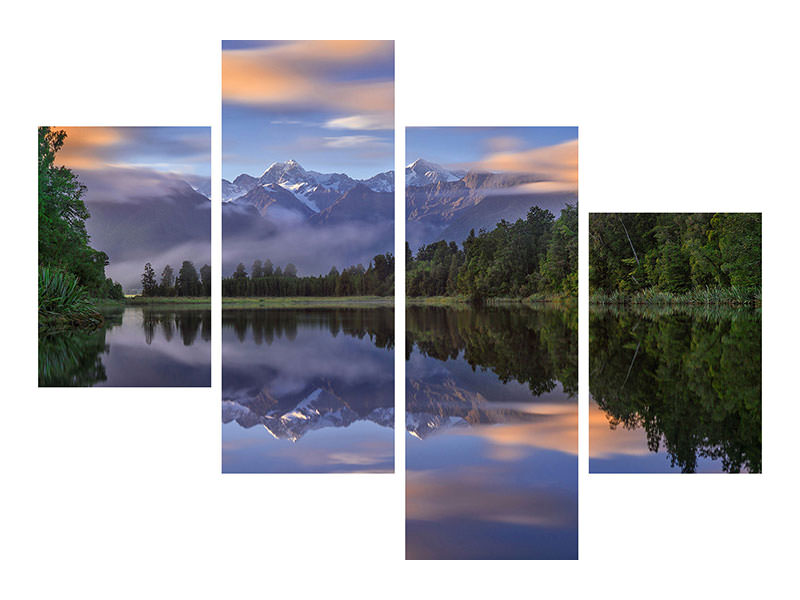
(222, 40, 394, 115)
(222, 219, 393, 280)
(103, 240, 211, 292)
(473, 139, 578, 191)
(485, 135, 525, 153)
(52, 126, 210, 176)
(321, 135, 387, 149)
(324, 114, 394, 131)
(76, 166, 197, 204)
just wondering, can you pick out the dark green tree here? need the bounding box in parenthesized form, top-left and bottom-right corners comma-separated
(141, 263, 157, 296)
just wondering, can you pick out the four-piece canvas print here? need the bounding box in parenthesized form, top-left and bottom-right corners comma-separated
(36, 40, 763, 560)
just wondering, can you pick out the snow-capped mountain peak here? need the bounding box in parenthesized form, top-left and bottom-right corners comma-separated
(405, 158, 464, 187)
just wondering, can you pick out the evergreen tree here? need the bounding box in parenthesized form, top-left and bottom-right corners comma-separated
(176, 261, 200, 296)
(200, 264, 211, 296)
(233, 263, 248, 279)
(141, 263, 157, 296)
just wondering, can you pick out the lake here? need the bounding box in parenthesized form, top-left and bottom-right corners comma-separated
(406, 304, 578, 560)
(222, 307, 395, 474)
(589, 305, 762, 473)
(39, 306, 211, 387)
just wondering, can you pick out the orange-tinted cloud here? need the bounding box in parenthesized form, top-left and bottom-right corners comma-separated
(472, 139, 578, 192)
(222, 40, 394, 114)
(52, 126, 124, 169)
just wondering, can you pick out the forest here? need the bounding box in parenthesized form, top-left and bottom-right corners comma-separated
(221, 254, 394, 297)
(38, 127, 123, 330)
(406, 204, 577, 302)
(589, 213, 761, 304)
(141, 261, 211, 297)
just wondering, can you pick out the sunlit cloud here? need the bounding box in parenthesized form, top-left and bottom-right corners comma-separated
(477, 139, 577, 184)
(485, 135, 525, 153)
(322, 135, 387, 149)
(222, 40, 394, 115)
(51, 126, 210, 176)
(324, 114, 394, 131)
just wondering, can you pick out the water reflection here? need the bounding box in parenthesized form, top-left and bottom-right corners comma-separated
(39, 306, 211, 387)
(406, 305, 578, 560)
(222, 308, 394, 474)
(589, 305, 761, 473)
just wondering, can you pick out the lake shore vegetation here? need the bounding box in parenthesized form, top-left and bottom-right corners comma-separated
(589, 213, 761, 306)
(406, 204, 577, 303)
(38, 127, 123, 332)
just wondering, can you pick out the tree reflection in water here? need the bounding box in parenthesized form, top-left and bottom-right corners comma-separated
(590, 305, 761, 473)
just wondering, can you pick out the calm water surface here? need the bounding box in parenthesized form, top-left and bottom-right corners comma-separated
(38, 306, 211, 387)
(222, 308, 394, 474)
(589, 306, 761, 473)
(406, 305, 578, 560)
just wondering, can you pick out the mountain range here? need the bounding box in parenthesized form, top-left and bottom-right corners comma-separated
(81, 176, 211, 291)
(223, 159, 394, 214)
(221, 159, 395, 276)
(222, 383, 394, 442)
(405, 158, 577, 250)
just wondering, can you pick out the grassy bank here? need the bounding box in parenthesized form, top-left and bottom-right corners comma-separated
(223, 296, 393, 308)
(38, 267, 104, 333)
(407, 294, 576, 306)
(123, 296, 211, 306)
(590, 286, 761, 306)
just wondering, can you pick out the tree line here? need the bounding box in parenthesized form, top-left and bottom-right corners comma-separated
(39, 127, 123, 304)
(141, 261, 211, 297)
(406, 204, 578, 302)
(221, 254, 394, 297)
(589, 213, 761, 299)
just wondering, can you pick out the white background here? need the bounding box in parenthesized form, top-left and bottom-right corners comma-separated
(2, 1, 798, 598)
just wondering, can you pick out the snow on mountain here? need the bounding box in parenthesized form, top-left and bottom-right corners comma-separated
(405, 158, 465, 187)
(225, 160, 394, 210)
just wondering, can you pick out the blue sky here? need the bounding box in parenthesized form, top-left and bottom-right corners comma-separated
(222, 40, 394, 180)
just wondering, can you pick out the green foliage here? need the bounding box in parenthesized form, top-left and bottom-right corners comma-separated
(407, 204, 578, 301)
(38, 126, 123, 326)
(222, 254, 395, 297)
(38, 266, 103, 330)
(38, 127, 121, 299)
(141, 261, 209, 297)
(142, 262, 158, 296)
(590, 213, 761, 302)
(590, 307, 761, 473)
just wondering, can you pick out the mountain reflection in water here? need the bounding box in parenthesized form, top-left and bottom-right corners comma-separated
(222, 308, 394, 474)
(406, 304, 578, 560)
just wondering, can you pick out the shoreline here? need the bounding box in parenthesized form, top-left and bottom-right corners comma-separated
(222, 296, 394, 308)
